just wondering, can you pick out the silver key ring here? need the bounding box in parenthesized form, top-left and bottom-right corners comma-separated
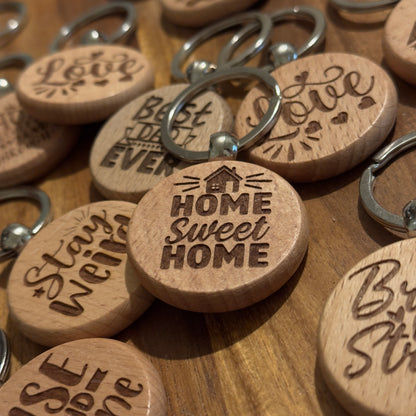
(0, 2, 27, 47)
(329, 0, 399, 13)
(217, 6, 326, 72)
(161, 66, 281, 162)
(0, 329, 10, 387)
(0, 187, 51, 261)
(49, 2, 136, 53)
(360, 131, 416, 236)
(171, 11, 272, 82)
(0, 53, 32, 97)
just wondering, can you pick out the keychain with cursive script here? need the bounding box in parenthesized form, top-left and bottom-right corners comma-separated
(7, 200, 154, 346)
(232, 7, 398, 182)
(0, 338, 167, 416)
(15, 3, 154, 125)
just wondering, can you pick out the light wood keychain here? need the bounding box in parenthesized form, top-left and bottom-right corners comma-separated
(89, 12, 272, 201)
(15, 3, 154, 125)
(0, 54, 79, 187)
(232, 6, 398, 182)
(0, 338, 167, 416)
(127, 66, 309, 313)
(318, 131, 416, 416)
(7, 200, 154, 346)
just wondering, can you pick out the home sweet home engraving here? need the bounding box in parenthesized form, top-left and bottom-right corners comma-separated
(161, 165, 272, 269)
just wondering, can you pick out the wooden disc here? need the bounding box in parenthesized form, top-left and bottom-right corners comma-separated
(127, 160, 309, 313)
(160, 0, 259, 27)
(318, 238, 416, 416)
(235, 53, 398, 182)
(7, 201, 154, 346)
(90, 83, 234, 202)
(383, 0, 416, 85)
(16, 45, 154, 125)
(0, 92, 78, 187)
(0, 338, 167, 416)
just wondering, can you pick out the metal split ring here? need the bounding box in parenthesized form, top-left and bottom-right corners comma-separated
(161, 66, 281, 162)
(329, 0, 399, 13)
(360, 131, 416, 236)
(0, 187, 51, 261)
(49, 2, 136, 52)
(0, 53, 32, 97)
(0, 2, 27, 47)
(171, 11, 272, 81)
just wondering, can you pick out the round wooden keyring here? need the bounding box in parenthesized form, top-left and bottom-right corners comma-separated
(90, 83, 234, 201)
(235, 52, 398, 182)
(7, 200, 154, 346)
(16, 44, 154, 125)
(0, 338, 167, 416)
(127, 160, 309, 313)
(318, 238, 416, 416)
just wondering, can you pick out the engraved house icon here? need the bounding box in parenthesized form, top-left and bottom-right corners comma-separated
(204, 166, 242, 193)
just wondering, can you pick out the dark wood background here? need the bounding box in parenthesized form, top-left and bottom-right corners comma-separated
(0, 0, 415, 414)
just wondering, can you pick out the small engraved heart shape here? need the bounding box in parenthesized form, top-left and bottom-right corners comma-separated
(294, 71, 308, 83)
(305, 121, 322, 134)
(331, 112, 348, 125)
(387, 306, 405, 323)
(358, 96, 376, 109)
(94, 79, 109, 87)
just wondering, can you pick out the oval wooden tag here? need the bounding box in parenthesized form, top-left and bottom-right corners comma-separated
(127, 160, 309, 313)
(160, 0, 259, 27)
(383, 0, 416, 85)
(16, 45, 154, 125)
(318, 238, 416, 416)
(0, 338, 167, 416)
(7, 201, 154, 346)
(90, 83, 233, 201)
(235, 52, 398, 182)
(0, 92, 78, 187)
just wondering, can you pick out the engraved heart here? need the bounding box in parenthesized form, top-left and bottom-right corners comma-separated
(387, 306, 405, 323)
(358, 96, 376, 110)
(331, 112, 348, 125)
(294, 71, 308, 83)
(72, 80, 85, 87)
(91, 51, 104, 59)
(119, 75, 133, 82)
(304, 121, 322, 134)
(94, 79, 109, 87)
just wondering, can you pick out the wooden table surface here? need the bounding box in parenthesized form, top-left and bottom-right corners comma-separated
(0, 0, 415, 415)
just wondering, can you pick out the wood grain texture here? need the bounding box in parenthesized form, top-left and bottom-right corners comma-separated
(16, 45, 154, 125)
(0, 0, 415, 415)
(7, 201, 154, 346)
(90, 83, 234, 201)
(127, 160, 308, 312)
(383, 0, 416, 85)
(235, 53, 398, 182)
(0, 338, 167, 415)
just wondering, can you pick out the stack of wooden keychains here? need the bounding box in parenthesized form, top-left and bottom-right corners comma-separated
(1, 0, 416, 414)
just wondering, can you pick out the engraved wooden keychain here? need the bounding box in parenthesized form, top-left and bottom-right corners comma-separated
(127, 66, 309, 313)
(0, 54, 79, 187)
(7, 200, 154, 346)
(231, 6, 398, 182)
(15, 2, 154, 125)
(0, 338, 167, 416)
(90, 12, 272, 201)
(318, 131, 416, 416)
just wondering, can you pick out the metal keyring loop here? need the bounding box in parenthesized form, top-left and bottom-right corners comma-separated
(49, 2, 136, 53)
(0, 53, 32, 97)
(217, 6, 326, 72)
(0, 2, 27, 47)
(161, 66, 281, 162)
(329, 0, 399, 13)
(171, 11, 272, 82)
(0, 187, 51, 261)
(360, 131, 416, 235)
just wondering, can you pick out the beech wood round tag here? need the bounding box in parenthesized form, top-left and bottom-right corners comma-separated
(160, 0, 259, 27)
(7, 201, 154, 346)
(16, 45, 154, 125)
(127, 160, 309, 313)
(0, 338, 167, 416)
(90, 84, 234, 201)
(383, 0, 416, 85)
(0, 92, 78, 187)
(318, 238, 416, 416)
(235, 53, 398, 182)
